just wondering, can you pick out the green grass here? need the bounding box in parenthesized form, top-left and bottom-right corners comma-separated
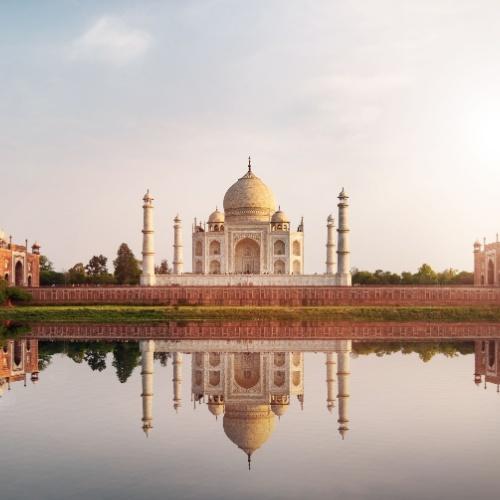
(1, 305, 500, 323)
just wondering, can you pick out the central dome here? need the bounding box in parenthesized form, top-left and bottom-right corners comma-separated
(223, 403, 276, 459)
(223, 165, 276, 222)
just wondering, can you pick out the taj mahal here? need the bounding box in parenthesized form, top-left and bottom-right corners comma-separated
(140, 158, 351, 286)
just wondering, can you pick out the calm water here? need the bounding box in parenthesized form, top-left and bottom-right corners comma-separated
(1, 324, 499, 500)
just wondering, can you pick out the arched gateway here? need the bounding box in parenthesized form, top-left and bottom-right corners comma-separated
(235, 238, 260, 274)
(15, 261, 23, 286)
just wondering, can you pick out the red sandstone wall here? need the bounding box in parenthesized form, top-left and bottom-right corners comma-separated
(25, 321, 500, 341)
(26, 285, 500, 306)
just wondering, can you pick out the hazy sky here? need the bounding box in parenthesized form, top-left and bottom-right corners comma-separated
(1, 0, 500, 273)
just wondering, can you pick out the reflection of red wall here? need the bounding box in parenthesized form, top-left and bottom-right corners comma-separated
(0, 340, 39, 380)
(27, 285, 500, 306)
(26, 322, 500, 341)
(474, 340, 500, 385)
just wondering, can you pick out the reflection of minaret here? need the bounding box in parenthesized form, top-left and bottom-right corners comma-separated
(325, 353, 336, 412)
(337, 348, 350, 439)
(173, 352, 183, 412)
(140, 340, 155, 436)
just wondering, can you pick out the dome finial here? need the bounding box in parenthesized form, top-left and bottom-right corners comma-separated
(248, 155, 252, 173)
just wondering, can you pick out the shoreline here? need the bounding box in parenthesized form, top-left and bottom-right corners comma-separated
(2, 305, 500, 323)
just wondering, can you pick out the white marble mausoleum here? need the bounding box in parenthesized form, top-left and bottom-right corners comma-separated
(140, 158, 351, 286)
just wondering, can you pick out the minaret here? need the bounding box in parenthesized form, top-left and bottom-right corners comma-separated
(173, 215, 184, 275)
(473, 240, 482, 286)
(325, 215, 336, 275)
(337, 346, 351, 439)
(141, 190, 156, 286)
(140, 340, 155, 436)
(325, 352, 336, 412)
(336, 188, 351, 286)
(172, 352, 183, 412)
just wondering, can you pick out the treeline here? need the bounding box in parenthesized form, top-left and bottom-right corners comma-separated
(40, 244, 172, 286)
(38, 341, 171, 383)
(32, 341, 475, 382)
(353, 341, 474, 362)
(352, 264, 473, 286)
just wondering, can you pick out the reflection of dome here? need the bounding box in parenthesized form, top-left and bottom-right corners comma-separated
(271, 208, 288, 223)
(223, 404, 276, 459)
(208, 208, 225, 223)
(223, 165, 276, 222)
(271, 403, 289, 417)
(208, 402, 224, 417)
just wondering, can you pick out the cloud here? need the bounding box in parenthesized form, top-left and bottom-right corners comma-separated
(70, 16, 152, 65)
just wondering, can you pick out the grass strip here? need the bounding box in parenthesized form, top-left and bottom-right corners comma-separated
(1, 305, 500, 323)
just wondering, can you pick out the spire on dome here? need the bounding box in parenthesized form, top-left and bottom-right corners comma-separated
(248, 156, 252, 173)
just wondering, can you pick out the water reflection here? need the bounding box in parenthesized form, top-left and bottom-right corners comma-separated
(3, 332, 500, 469)
(0, 339, 39, 396)
(140, 340, 351, 467)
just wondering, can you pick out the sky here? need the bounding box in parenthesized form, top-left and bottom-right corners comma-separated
(1, 0, 500, 273)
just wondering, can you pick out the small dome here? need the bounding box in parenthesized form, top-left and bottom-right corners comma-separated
(271, 403, 289, 417)
(327, 214, 334, 223)
(0, 229, 6, 243)
(223, 162, 276, 222)
(208, 208, 225, 223)
(208, 402, 224, 416)
(271, 208, 288, 223)
(143, 189, 153, 202)
(32, 241, 40, 249)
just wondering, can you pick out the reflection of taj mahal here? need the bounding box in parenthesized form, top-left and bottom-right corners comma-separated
(140, 158, 351, 286)
(139, 339, 352, 466)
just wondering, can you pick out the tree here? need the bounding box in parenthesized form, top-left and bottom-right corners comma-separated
(413, 263, 438, 285)
(39, 255, 53, 272)
(113, 243, 141, 285)
(39, 255, 65, 286)
(85, 255, 114, 284)
(112, 343, 140, 383)
(155, 259, 170, 274)
(85, 255, 108, 277)
(67, 263, 86, 284)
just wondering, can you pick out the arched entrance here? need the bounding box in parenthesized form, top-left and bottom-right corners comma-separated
(234, 238, 260, 274)
(27, 275, 32, 287)
(15, 261, 23, 286)
(488, 260, 495, 285)
(3, 273, 8, 283)
(234, 353, 261, 389)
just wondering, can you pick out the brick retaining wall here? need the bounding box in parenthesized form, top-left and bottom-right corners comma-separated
(26, 285, 500, 306)
(25, 321, 500, 341)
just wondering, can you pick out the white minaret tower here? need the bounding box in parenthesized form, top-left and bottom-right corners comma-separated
(140, 340, 155, 436)
(337, 344, 351, 439)
(173, 215, 184, 275)
(172, 352, 183, 412)
(325, 352, 336, 412)
(336, 188, 351, 286)
(140, 190, 156, 286)
(326, 214, 336, 275)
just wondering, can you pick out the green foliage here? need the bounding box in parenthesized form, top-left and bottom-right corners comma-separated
(40, 270, 66, 286)
(353, 341, 474, 362)
(39, 255, 54, 272)
(155, 259, 170, 274)
(112, 342, 141, 382)
(68, 262, 86, 284)
(1, 305, 500, 323)
(353, 264, 474, 286)
(0, 280, 32, 304)
(113, 243, 140, 285)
